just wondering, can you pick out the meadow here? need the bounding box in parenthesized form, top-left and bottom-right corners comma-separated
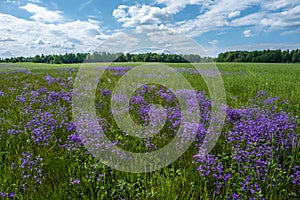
(0, 62, 299, 199)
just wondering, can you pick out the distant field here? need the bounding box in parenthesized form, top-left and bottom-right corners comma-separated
(1, 62, 299, 113)
(0, 62, 299, 199)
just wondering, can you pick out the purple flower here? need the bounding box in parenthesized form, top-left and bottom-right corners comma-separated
(194, 92, 299, 198)
(231, 193, 239, 200)
(101, 89, 112, 97)
(15, 95, 26, 103)
(20, 151, 44, 186)
(0, 193, 7, 197)
(70, 178, 80, 184)
(8, 193, 15, 198)
(0, 192, 15, 198)
(290, 166, 300, 185)
(44, 75, 54, 84)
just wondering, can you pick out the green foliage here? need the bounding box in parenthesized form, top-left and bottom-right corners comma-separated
(0, 52, 213, 64)
(2, 49, 300, 64)
(215, 49, 300, 63)
(0, 62, 299, 199)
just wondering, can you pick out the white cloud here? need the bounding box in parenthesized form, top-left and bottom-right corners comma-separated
(1, 0, 300, 57)
(28, 0, 41, 3)
(33, 39, 47, 45)
(19, 3, 63, 23)
(113, 0, 299, 39)
(228, 11, 240, 18)
(0, 13, 108, 57)
(231, 5, 300, 29)
(217, 31, 227, 35)
(5, 0, 41, 5)
(113, 5, 171, 27)
(230, 13, 264, 26)
(209, 40, 219, 45)
(228, 42, 300, 51)
(112, 5, 128, 19)
(154, 0, 208, 14)
(5, 0, 23, 6)
(243, 29, 253, 37)
(261, 0, 297, 11)
(280, 28, 300, 36)
(51, 40, 75, 50)
(172, 0, 262, 37)
(80, 0, 93, 10)
(0, 51, 13, 57)
(0, 37, 16, 42)
(95, 31, 140, 52)
(95, 26, 209, 55)
(113, 0, 262, 38)
(206, 42, 300, 57)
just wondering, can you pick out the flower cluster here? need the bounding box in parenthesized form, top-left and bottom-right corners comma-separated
(194, 93, 299, 199)
(0, 192, 15, 198)
(290, 166, 300, 185)
(1, 66, 299, 199)
(20, 151, 44, 186)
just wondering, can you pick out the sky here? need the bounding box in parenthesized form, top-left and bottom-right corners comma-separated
(0, 0, 299, 57)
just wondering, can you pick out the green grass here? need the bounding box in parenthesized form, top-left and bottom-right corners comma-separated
(0, 62, 299, 199)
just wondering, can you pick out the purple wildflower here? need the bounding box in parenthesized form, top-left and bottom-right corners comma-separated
(44, 75, 54, 84)
(20, 151, 44, 186)
(101, 89, 112, 97)
(70, 178, 80, 185)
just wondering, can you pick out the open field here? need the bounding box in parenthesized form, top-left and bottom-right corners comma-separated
(0, 62, 299, 199)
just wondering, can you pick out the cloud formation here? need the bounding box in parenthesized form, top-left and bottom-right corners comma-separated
(0, 12, 106, 57)
(0, 37, 16, 42)
(20, 3, 63, 23)
(243, 29, 253, 37)
(113, 0, 300, 37)
(0, 0, 299, 57)
(113, 5, 171, 27)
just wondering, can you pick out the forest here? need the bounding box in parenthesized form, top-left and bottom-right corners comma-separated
(215, 49, 300, 63)
(0, 52, 212, 64)
(0, 49, 299, 63)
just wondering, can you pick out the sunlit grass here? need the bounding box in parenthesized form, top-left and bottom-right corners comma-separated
(0, 62, 299, 199)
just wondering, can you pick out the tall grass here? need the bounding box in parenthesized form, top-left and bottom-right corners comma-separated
(0, 62, 299, 199)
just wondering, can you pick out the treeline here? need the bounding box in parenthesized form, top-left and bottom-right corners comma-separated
(215, 49, 300, 63)
(2, 50, 299, 63)
(0, 52, 212, 64)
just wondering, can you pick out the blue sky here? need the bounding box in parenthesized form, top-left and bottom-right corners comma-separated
(0, 0, 299, 57)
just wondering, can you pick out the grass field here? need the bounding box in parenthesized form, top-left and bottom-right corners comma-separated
(0, 62, 299, 199)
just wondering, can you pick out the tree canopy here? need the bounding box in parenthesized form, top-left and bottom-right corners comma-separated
(215, 49, 300, 63)
(1, 49, 299, 63)
(0, 52, 212, 64)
